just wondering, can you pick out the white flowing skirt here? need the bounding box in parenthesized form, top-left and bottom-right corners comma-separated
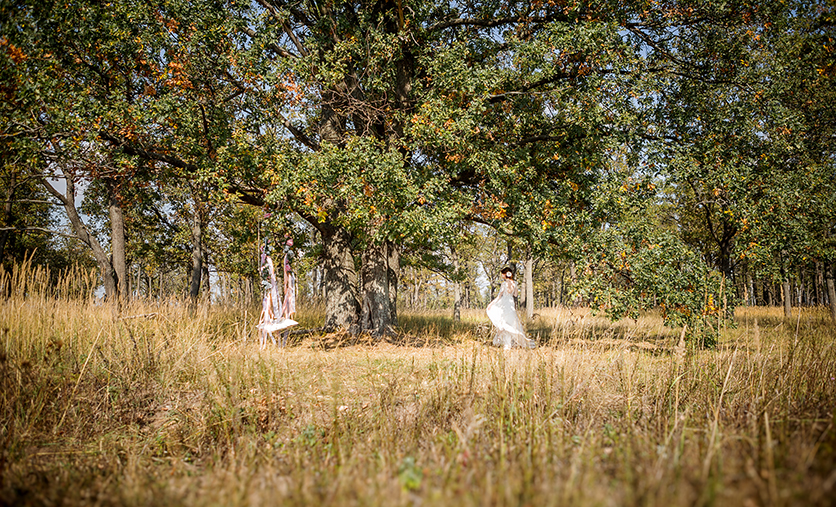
(486, 294, 534, 349)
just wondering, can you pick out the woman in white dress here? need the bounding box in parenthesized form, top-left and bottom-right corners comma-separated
(486, 267, 535, 350)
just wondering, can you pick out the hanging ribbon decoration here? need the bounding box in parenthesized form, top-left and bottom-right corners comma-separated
(257, 235, 298, 346)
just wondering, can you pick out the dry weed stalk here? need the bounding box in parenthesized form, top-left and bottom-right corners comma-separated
(0, 262, 834, 506)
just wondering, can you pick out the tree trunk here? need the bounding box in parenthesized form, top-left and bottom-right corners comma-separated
(742, 265, 751, 306)
(106, 179, 128, 302)
(525, 253, 534, 319)
(413, 270, 421, 308)
(360, 239, 394, 336)
(569, 262, 579, 306)
(0, 171, 16, 263)
(826, 264, 836, 324)
(203, 264, 210, 295)
(189, 206, 203, 303)
(717, 217, 736, 281)
(43, 175, 119, 301)
(319, 222, 360, 331)
(387, 241, 399, 325)
(451, 246, 461, 322)
(800, 267, 807, 305)
(782, 278, 792, 318)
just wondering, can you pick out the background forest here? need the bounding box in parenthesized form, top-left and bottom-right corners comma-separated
(2, 0, 835, 331)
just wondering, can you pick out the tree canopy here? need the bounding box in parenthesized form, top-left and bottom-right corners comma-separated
(2, 0, 834, 333)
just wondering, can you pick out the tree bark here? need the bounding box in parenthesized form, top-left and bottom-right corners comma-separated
(0, 171, 16, 262)
(360, 238, 394, 336)
(742, 263, 751, 306)
(412, 269, 421, 308)
(525, 253, 534, 319)
(387, 241, 399, 325)
(189, 204, 204, 303)
(318, 222, 360, 331)
(569, 262, 579, 306)
(826, 263, 836, 324)
(451, 246, 461, 322)
(815, 261, 824, 306)
(782, 278, 793, 318)
(106, 179, 128, 301)
(43, 176, 118, 301)
(717, 217, 736, 280)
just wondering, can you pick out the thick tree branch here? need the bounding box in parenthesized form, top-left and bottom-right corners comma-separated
(255, 0, 310, 56)
(428, 14, 568, 32)
(0, 199, 63, 206)
(688, 178, 721, 246)
(626, 25, 746, 87)
(487, 71, 574, 104)
(221, 71, 321, 151)
(40, 176, 70, 206)
(282, 20, 309, 57)
(40, 176, 104, 252)
(466, 215, 515, 236)
(241, 25, 297, 59)
(515, 132, 588, 146)
(278, 114, 320, 151)
(99, 131, 199, 172)
(0, 226, 79, 240)
(148, 205, 179, 234)
(225, 183, 266, 207)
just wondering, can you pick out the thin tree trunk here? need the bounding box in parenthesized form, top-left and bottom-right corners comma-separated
(782, 279, 792, 318)
(797, 268, 804, 306)
(826, 263, 836, 324)
(106, 179, 128, 302)
(815, 261, 823, 306)
(0, 171, 16, 262)
(203, 264, 210, 299)
(413, 271, 420, 308)
(569, 262, 579, 306)
(742, 265, 751, 306)
(43, 175, 119, 301)
(451, 246, 461, 322)
(387, 241, 399, 326)
(525, 253, 534, 319)
(189, 206, 203, 303)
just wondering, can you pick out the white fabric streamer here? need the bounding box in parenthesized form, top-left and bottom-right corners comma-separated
(258, 318, 298, 333)
(486, 278, 535, 350)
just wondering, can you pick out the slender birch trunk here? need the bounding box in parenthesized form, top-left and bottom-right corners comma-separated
(525, 254, 534, 319)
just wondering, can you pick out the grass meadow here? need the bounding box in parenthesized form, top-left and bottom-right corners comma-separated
(1, 262, 835, 506)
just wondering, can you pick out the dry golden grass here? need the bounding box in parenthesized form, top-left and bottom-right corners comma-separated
(1, 263, 835, 506)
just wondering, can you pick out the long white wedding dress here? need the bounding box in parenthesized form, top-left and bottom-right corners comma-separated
(486, 279, 534, 349)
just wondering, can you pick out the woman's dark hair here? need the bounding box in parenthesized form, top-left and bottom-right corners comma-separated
(501, 266, 514, 279)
